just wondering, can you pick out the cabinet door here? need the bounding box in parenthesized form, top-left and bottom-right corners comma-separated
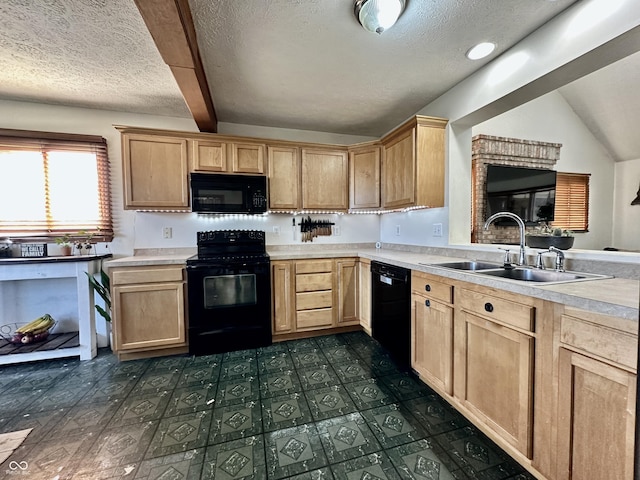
(349, 145, 380, 209)
(122, 133, 189, 209)
(557, 348, 636, 480)
(268, 145, 300, 210)
(411, 293, 453, 395)
(358, 260, 371, 333)
(112, 282, 186, 351)
(231, 143, 265, 174)
(458, 310, 534, 457)
(271, 261, 295, 335)
(190, 139, 227, 172)
(301, 148, 349, 210)
(382, 128, 415, 208)
(337, 259, 358, 326)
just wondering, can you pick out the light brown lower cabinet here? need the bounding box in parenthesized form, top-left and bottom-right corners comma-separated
(358, 259, 371, 333)
(556, 348, 636, 480)
(271, 257, 359, 337)
(111, 265, 187, 359)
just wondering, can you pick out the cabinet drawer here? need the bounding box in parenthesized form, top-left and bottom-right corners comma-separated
(112, 266, 184, 285)
(458, 289, 534, 332)
(296, 272, 333, 292)
(297, 308, 334, 330)
(412, 273, 453, 304)
(296, 260, 333, 274)
(297, 291, 333, 310)
(560, 314, 637, 370)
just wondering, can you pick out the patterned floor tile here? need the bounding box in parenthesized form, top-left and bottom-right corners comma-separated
(203, 435, 266, 480)
(209, 401, 263, 444)
(401, 395, 471, 436)
(75, 420, 158, 472)
(386, 438, 458, 480)
(178, 362, 222, 387)
(285, 337, 320, 352)
(3, 431, 97, 479)
(146, 410, 213, 459)
(379, 373, 433, 400)
(368, 354, 408, 377)
(261, 393, 313, 432)
(44, 400, 120, 440)
(315, 412, 381, 464)
(332, 360, 374, 384)
(361, 403, 429, 449)
(104, 358, 150, 379)
(0, 408, 67, 445)
(184, 352, 223, 366)
(131, 370, 182, 395)
(315, 335, 349, 348)
(330, 451, 402, 480)
(222, 349, 258, 361)
(165, 383, 218, 416)
(258, 352, 296, 374)
(146, 355, 189, 373)
(108, 390, 171, 427)
(345, 378, 399, 410)
(257, 342, 290, 356)
(290, 349, 328, 368)
(216, 376, 260, 407)
(220, 356, 259, 381)
(433, 427, 513, 478)
(0, 390, 43, 416)
(134, 448, 205, 479)
(264, 424, 328, 480)
(320, 345, 359, 363)
(285, 467, 335, 480)
(296, 364, 342, 391)
(304, 385, 358, 421)
(25, 383, 87, 412)
(80, 376, 140, 403)
(260, 369, 303, 398)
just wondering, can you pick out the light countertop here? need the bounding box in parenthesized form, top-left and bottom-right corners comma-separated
(105, 248, 639, 321)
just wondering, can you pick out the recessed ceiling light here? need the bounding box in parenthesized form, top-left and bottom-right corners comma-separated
(466, 42, 496, 60)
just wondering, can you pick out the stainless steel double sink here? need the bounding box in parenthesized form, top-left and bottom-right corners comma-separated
(424, 261, 611, 284)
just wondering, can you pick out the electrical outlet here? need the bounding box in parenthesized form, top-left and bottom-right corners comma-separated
(333, 226, 341, 236)
(272, 226, 280, 235)
(395, 225, 401, 236)
(162, 227, 172, 239)
(433, 223, 443, 237)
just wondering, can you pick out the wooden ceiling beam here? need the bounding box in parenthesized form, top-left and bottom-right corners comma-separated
(134, 0, 217, 132)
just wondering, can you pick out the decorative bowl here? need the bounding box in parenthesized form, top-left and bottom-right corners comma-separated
(0, 320, 57, 345)
(525, 235, 575, 250)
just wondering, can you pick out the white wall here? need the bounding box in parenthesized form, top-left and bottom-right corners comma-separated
(472, 91, 616, 250)
(613, 158, 640, 251)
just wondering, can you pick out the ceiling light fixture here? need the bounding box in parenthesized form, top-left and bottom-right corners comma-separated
(354, 0, 406, 34)
(466, 42, 496, 60)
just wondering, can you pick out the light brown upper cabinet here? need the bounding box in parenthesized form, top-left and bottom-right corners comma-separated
(381, 115, 447, 209)
(301, 147, 349, 211)
(349, 144, 381, 210)
(120, 132, 190, 210)
(268, 145, 301, 210)
(191, 140, 265, 174)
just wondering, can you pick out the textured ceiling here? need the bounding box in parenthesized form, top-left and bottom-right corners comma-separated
(0, 0, 637, 163)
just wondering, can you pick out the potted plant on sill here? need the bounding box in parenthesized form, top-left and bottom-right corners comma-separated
(526, 223, 575, 250)
(55, 234, 73, 256)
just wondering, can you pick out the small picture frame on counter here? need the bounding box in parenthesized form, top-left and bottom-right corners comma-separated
(20, 243, 47, 258)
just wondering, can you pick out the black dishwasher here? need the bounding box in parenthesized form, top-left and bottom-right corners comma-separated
(371, 261, 411, 367)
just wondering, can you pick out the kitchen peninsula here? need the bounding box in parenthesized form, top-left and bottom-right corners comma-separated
(0, 254, 111, 365)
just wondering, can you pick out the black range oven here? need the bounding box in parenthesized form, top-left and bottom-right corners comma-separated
(186, 230, 272, 355)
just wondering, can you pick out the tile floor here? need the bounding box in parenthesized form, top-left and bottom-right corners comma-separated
(0, 332, 535, 480)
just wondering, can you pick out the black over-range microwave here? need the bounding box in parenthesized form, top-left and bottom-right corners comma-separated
(190, 173, 268, 214)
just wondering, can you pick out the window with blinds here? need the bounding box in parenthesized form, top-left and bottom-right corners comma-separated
(0, 129, 113, 241)
(554, 172, 590, 232)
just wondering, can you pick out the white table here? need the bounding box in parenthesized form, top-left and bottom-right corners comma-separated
(0, 255, 110, 365)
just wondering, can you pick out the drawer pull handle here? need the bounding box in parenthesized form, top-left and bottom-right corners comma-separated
(425, 299, 430, 307)
(484, 302, 494, 313)
(425, 284, 431, 292)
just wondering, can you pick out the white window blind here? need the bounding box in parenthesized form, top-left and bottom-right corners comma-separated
(0, 129, 113, 241)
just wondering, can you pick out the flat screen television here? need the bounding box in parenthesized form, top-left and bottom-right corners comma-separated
(485, 165, 557, 226)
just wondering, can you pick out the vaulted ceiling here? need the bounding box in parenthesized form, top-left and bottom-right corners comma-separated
(0, 0, 638, 160)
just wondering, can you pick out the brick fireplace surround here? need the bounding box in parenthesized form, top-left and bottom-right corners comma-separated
(472, 134, 562, 245)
